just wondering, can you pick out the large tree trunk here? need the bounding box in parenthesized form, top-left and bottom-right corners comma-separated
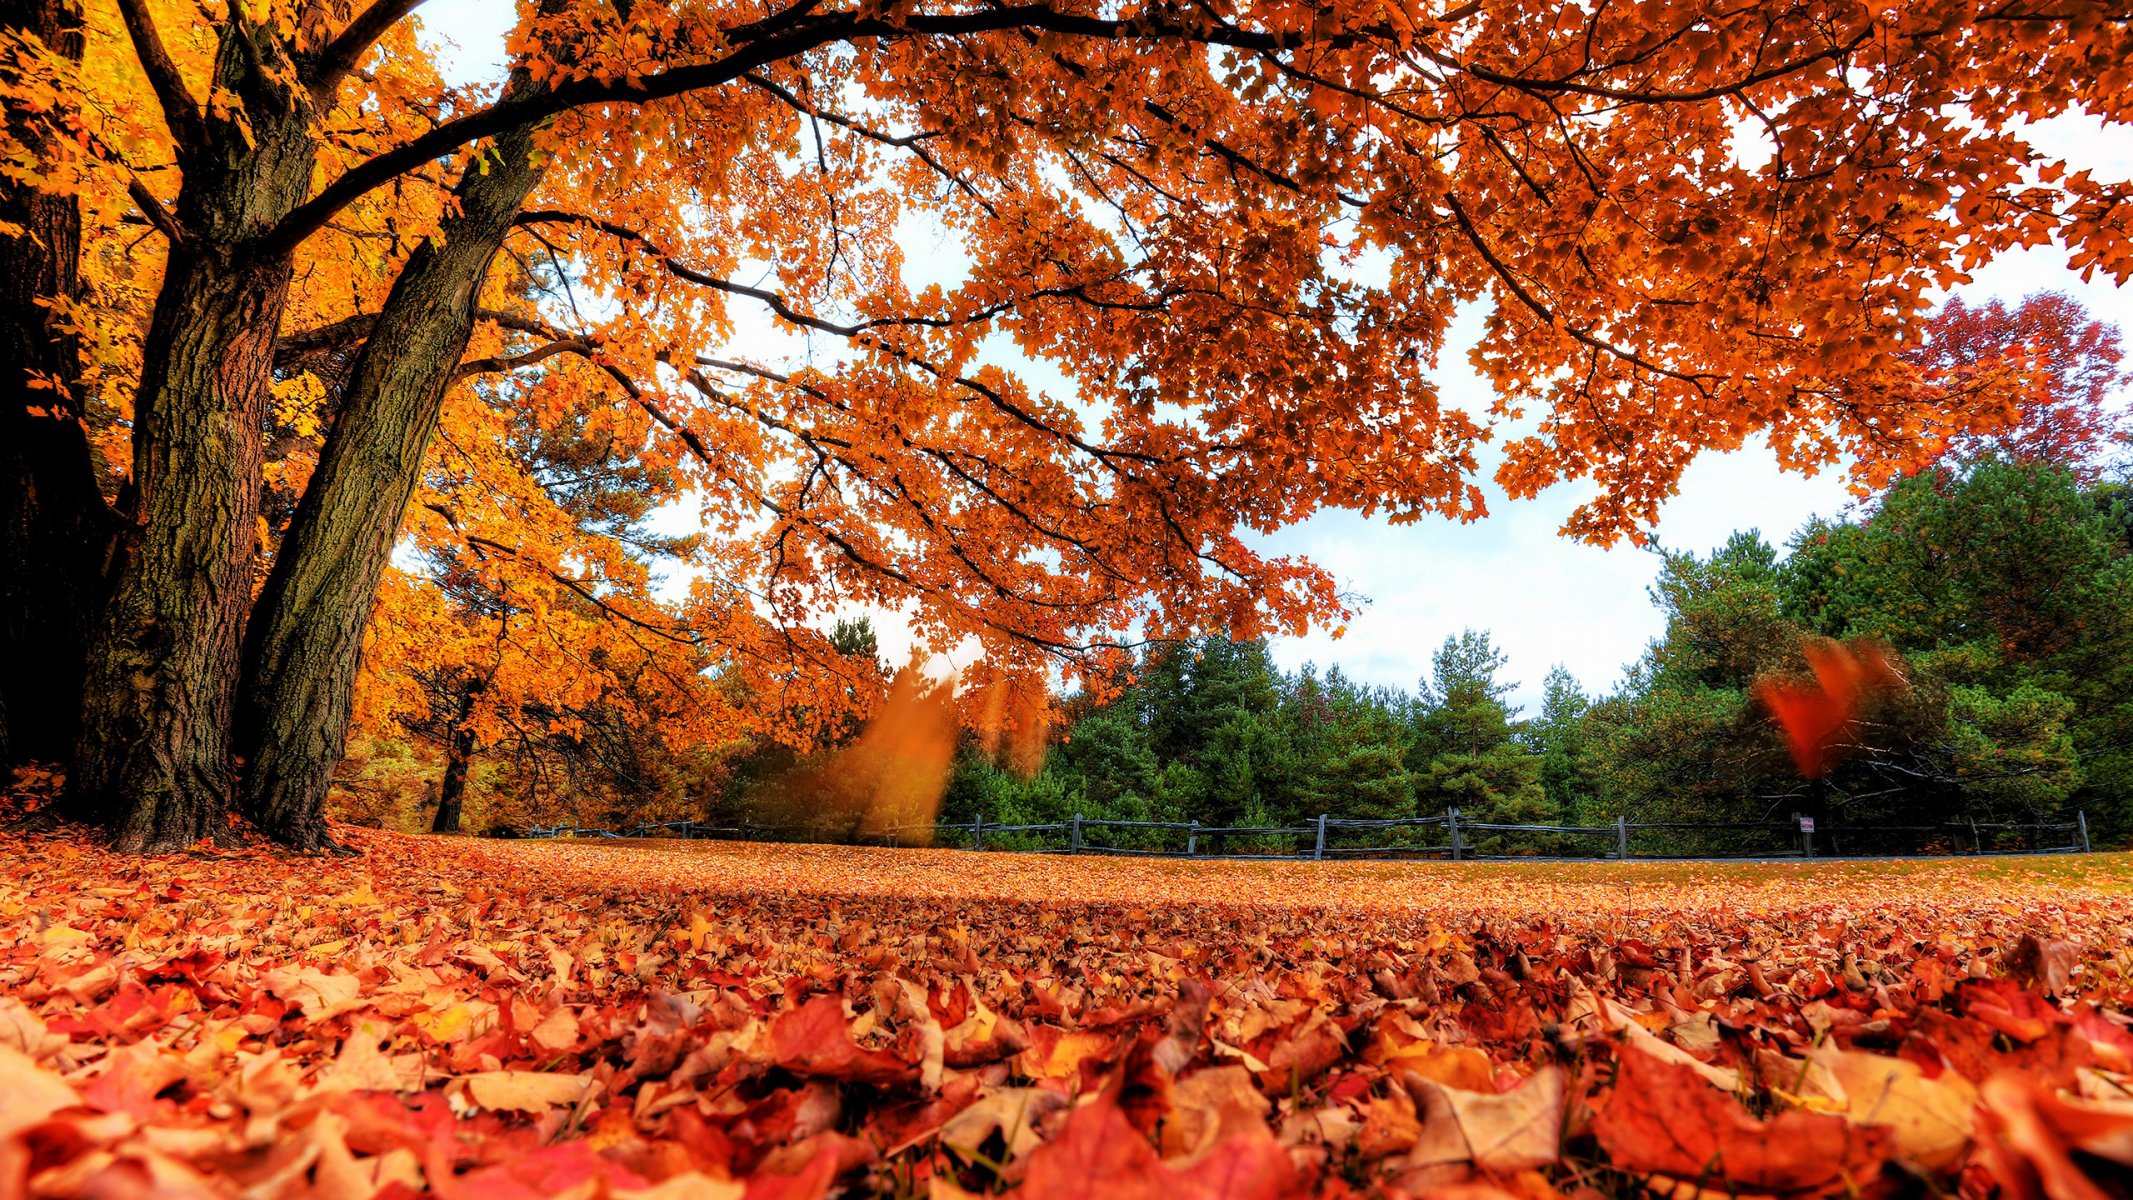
(72, 243, 298, 850)
(236, 111, 549, 849)
(0, 0, 114, 766)
(71, 23, 318, 852)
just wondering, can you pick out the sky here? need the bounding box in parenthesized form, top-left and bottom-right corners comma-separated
(1259, 243, 2131, 713)
(416, 1, 2131, 713)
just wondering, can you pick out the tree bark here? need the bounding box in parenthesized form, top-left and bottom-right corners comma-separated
(0, 0, 115, 766)
(236, 107, 550, 850)
(71, 21, 319, 852)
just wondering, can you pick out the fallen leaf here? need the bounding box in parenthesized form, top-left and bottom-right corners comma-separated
(1810, 1045, 1977, 1170)
(1595, 1045, 1891, 1193)
(463, 1070, 598, 1113)
(261, 966, 368, 1020)
(1020, 1090, 1297, 1199)
(939, 1086, 1069, 1162)
(1406, 1066, 1566, 1173)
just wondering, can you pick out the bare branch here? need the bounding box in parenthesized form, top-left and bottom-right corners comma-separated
(126, 176, 188, 246)
(454, 336, 597, 379)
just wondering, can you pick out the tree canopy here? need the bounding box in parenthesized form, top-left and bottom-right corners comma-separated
(2, 0, 2130, 850)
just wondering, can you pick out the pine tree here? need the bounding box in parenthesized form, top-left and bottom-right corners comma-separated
(1527, 665, 1593, 820)
(1413, 631, 1546, 828)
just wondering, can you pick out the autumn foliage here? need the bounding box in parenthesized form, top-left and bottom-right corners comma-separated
(1909, 294, 2132, 480)
(6, 811, 2133, 1199)
(4, 0, 2133, 852)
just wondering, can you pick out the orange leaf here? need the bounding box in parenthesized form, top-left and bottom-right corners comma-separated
(1594, 1045, 1891, 1193)
(1020, 1090, 1297, 1200)
(769, 995, 918, 1085)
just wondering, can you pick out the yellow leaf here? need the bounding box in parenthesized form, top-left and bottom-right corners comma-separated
(261, 966, 367, 1020)
(462, 1070, 597, 1114)
(1811, 1046, 1977, 1170)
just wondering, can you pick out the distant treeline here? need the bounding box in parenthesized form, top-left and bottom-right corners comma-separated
(337, 456, 2133, 847)
(933, 457, 2133, 846)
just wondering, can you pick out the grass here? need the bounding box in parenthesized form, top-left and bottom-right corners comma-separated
(482, 831, 2133, 916)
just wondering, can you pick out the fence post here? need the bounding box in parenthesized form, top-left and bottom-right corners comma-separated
(1615, 815, 1629, 860)
(1969, 816, 1982, 854)
(1313, 813, 1328, 860)
(1448, 807, 1462, 861)
(972, 815, 985, 852)
(2080, 810, 2092, 853)
(1187, 820, 1199, 857)
(1071, 813, 1083, 854)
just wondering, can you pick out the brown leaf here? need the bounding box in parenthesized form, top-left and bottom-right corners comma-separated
(939, 1086, 1071, 1162)
(1163, 1065, 1272, 1159)
(1406, 1066, 1566, 1174)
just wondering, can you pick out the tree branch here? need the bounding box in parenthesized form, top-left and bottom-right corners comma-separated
(126, 176, 188, 246)
(304, 0, 430, 95)
(259, 3, 1326, 258)
(454, 336, 597, 379)
(114, 0, 206, 157)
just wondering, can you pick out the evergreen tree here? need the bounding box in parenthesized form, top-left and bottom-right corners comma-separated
(1527, 665, 1595, 820)
(1413, 631, 1546, 828)
(1782, 460, 2127, 828)
(1302, 669, 1416, 821)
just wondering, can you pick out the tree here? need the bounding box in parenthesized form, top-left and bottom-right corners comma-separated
(1527, 666, 1594, 819)
(1784, 459, 2133, 830)
(11, 0, 2133, 850)
(1906, 293, 2130, 480)
(1289, 669, 1415, 821)
(1054, 706, 1161, 817)
(1585, 537, 1826, 830)
(1416, 630, 1518, 752)
(1413, 631, 1545, 827)
(1142, 638, 1282, 767)
(1584, 495, 2111, 841)
(1312, 731, 1415, 822)
(0, 0, 116, 763)
(342, 348, 818, 839)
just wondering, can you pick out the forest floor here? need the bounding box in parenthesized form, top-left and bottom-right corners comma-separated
(3, 824, 2131, 1199)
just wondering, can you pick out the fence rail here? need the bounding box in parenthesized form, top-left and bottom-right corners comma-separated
(518, 808, 2093, 861)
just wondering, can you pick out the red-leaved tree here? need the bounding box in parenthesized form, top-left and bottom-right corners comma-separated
(1911, 292, 2130, 479)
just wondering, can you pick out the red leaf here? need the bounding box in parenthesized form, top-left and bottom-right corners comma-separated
(768, 995, 916, 1086)
(1753, 639, 1904, 778)
(1020, 1088, 1298, 1200)
(1593, 1044, 1890, 1194)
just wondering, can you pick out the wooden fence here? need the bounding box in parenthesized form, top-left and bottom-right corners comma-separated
(521, 808, 2092, 861)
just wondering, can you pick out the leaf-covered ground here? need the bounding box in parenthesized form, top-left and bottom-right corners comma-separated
(4, 828, 2132, 1200)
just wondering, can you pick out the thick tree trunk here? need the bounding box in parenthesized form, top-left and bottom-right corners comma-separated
(0, 0, 114, 766)
(71, 24, 318, 852)
(236, 112, 549, 849)
(72, 243, 297, 850)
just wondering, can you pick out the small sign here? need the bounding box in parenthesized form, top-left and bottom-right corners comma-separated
(1799, 817, 1816, 833)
